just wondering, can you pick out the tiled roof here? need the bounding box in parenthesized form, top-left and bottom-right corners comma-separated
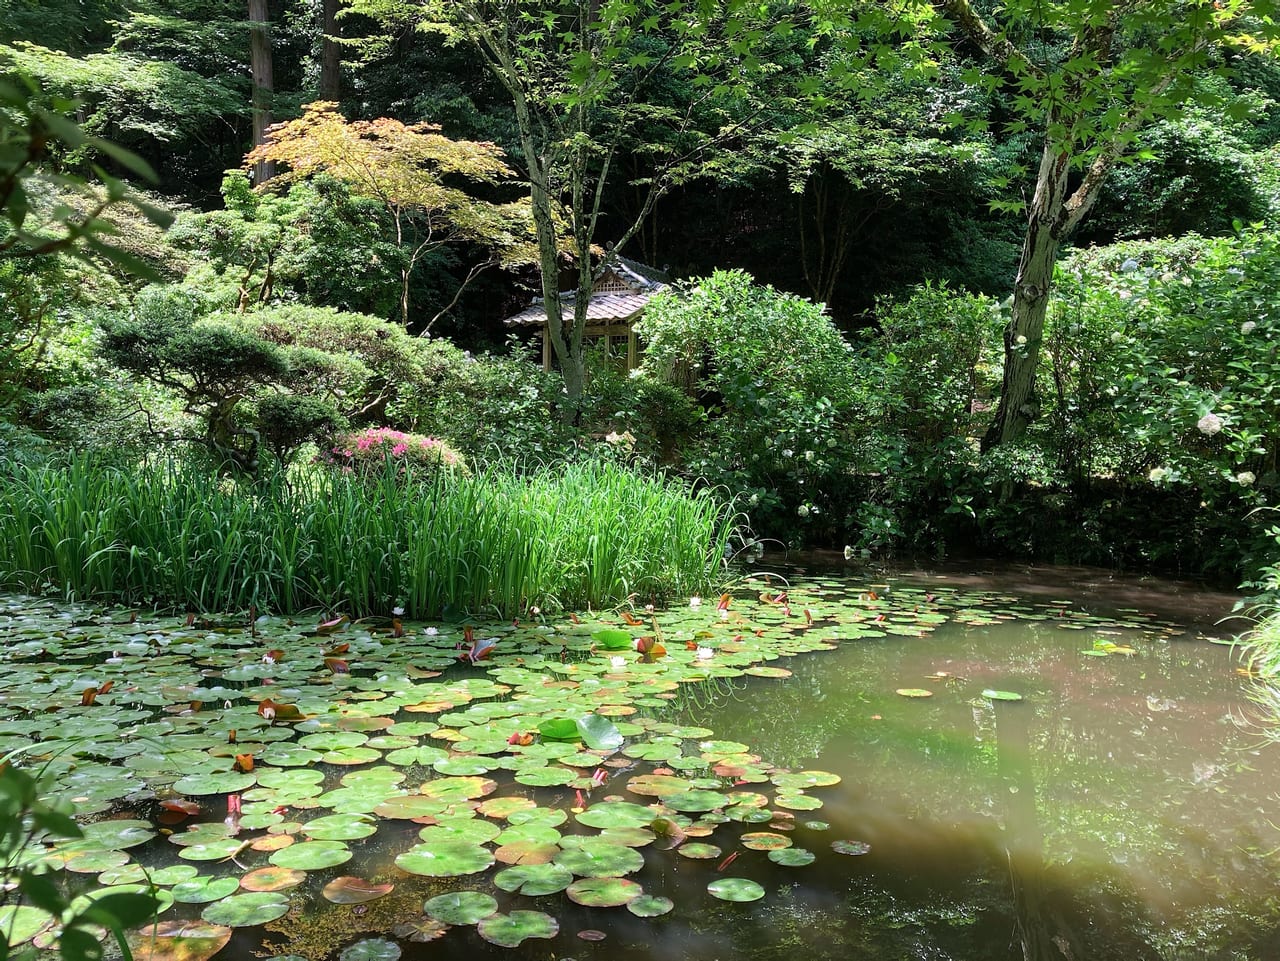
(505, 290, 655, 326)
(504, 256, 670, 327)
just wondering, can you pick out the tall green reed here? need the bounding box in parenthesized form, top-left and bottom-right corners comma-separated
(0, 458, 736, 619)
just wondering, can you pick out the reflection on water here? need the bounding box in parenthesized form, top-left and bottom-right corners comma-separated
(656, 562, 1279, 961)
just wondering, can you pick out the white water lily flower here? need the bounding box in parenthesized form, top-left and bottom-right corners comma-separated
(1197, 412, 1224, 435)
(392, 606, 405, 616)
(424, 627, 439, 636)
(696, 647, 714, 660)
(610, 655, 627, 669)
(689, 596, 702, 608)
(1237, 471, 1256, 487)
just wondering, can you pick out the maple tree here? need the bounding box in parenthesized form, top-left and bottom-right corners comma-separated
(246, 101, 536, 328)
(347, 0, 795, 412)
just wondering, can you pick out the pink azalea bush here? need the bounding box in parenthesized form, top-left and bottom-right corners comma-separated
(326, 427, 468, 480)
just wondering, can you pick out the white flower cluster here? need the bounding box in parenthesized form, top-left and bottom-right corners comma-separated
(1197, 412, 1224, 436)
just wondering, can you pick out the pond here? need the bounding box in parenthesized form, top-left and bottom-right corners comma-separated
(1, 561, 1277, 961)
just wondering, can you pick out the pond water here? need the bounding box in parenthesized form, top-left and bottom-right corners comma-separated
(1, 562, 1277, 961)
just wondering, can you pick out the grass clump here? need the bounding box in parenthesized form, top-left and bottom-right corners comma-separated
(0, 458, 734, 618)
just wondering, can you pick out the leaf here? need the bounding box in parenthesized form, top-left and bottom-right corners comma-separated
(575, 713, 623, 751)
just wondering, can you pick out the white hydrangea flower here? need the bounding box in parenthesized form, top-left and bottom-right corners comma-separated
(1242, 321, 1257, 334)
(1236, 471, 1256, 487)
(1197, 412, 1224, 436)
(1148, 467, 1168, 483)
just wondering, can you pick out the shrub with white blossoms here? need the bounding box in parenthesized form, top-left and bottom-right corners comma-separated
(1197, 412, 1224, 436)
(1237, 471, 1256, 487)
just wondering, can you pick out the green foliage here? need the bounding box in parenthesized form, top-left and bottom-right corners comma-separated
(98, 292, 442, 471)
(638, 270, 865, 543)
(396, 343, 579, 465)
(256, 393, 345, 466)
(0, 459, 734, 618)
(2, 41, 242, 148)
(0, 76, 169, 267)
(0, 756, 159, 961)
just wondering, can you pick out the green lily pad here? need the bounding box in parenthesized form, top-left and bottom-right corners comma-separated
(339, 938, 401, 961)
(554, 839, 645, 877)
(0, 905, 52, 947)
(895, 688, 933, 698)
(982, 689, 1024, 702)
(566, 877, 643, 907)
(577, 801, 660, 830)
(593, 629, 633, 650)
(832, 839, 872, 855)
(665, 790, 726, 813)
(576, 713, 623, 751)
(537, 717, 581, 741)
(81, 819, 156, 850)
(172, 772, 257, 795)
(300, 814, 377, 841)
(268, 840, 352, 870)
(423, 891, 498, 925)
(494, 862, 575, 896)
(768, 847, 816, 867)
(707, 878, 766, 902)
(677, 843, 722, 860)
(200, 891, 289, 927)
(171, 876, 242, 904)
(627, 895, 674, 917)
(477, 911, 559, 948)
(395, 841, 495, 878)
(771, 771, 841, 790)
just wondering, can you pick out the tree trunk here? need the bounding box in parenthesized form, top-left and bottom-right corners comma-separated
(248, 0, 276, 184)
(982, 142, 1070, 450)
(320, 0, 343, 101)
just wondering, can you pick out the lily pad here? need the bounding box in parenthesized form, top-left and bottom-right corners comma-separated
(239, 867, 306, 892)
(627, 894, 674, 917)
(128, 920, 233, 961)
(982, 689, 1024, 702)
(566, 877, 643, 907)
(423, 891, 499, 925)
(832, 839, 872, 856)
(200, 891, 289, 927)
(322, 877, 395, 904)
(268, 840, 352, 871)
(707, 878, 766, 902)
(494, 862, 575, 896)
(768, 847, 816, 867)
(395, 841, 495, 878)
(895, 688, 934, 698)
(555, 838, 645, 877)
(171, 876, 242, 904)
(339, 938, 401, 961)
(477, 911, 559, 948)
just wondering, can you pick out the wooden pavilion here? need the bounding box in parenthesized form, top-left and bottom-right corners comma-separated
(503, 256, 671, 371)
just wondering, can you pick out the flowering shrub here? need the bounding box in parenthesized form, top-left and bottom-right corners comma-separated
(326, 427, 468, 480)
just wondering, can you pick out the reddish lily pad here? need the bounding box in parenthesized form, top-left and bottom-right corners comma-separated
(128, 920, 233, 961)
